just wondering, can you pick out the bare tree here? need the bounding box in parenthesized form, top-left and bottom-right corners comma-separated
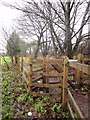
(16, 3, 52, 58)
(4, 0, 90, 58)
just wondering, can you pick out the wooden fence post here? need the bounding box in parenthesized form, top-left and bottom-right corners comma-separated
(20, 57, 23, 72)
(15, 56, 17, 66)
(43, 63, 46, 83)
(17, 56, 20, 69)
(13, 56, 15, 66)
(28, 56, 33, 92)
(46, 58, 49, 84)
(76, 64, 83, 87)
(62, 56, 68, 109)
(73, 68, 77, 82)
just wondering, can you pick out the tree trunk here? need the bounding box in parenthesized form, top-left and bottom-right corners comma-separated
(65, 2, 73, 58)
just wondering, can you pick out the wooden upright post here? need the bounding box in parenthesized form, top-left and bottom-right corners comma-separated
(43, 64, 46, 83)
(62, 56, 68, 109)
(28, 56, 33, 92)
(76, 62, 83, 86)
(73, 68, 77, 82)
(13, 56, 15, 66)
(20, 57, 23, 72)
(17, 56, 20, 69)
(46, 59, 49, 84)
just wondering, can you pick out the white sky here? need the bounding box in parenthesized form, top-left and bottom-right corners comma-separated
(0, 0, 23, 53)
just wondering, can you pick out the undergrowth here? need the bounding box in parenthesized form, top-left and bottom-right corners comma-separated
(2, 66, 70, 119)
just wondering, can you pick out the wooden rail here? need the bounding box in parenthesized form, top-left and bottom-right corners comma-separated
(67, 89, 84, 119)
(32, 83, 61, 88)
(69, 60, 90, 85)
(69, 61, 90, 75)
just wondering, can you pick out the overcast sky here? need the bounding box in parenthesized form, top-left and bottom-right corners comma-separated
(0, 0, 40, 54)
(0, 0, 23, 53)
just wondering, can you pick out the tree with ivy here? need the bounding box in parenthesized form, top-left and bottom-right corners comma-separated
(6, 31, 21, 64)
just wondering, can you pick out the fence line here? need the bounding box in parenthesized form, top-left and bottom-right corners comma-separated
(15, 56, 89, 119)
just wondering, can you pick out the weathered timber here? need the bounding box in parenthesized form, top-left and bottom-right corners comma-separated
(43, 59, 63, 64)
(33, 67, 43, 72)
(52, 64, 63, 73)
(43, 73, 63, 77)
(23, 67, 28, 73)
(22, 72, 29, 84)
(31, 83, 61, 88)
(33, 76, 43, 83)
(28, 57, 33, 92)
(49, 81, 61, 84)
(45, 62, 49, 83)
(67, 102, 75, 120)
(33, 72, 43, 76)
(68, 89, 84, 119)
(69, 62, 90, 75)
(62, 56, 68, 109)
(21, 57, 23, 72)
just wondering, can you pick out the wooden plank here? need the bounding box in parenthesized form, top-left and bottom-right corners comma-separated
(33, 67, 43, 72)
(23, 68, 28, 73)
(69, 62, 90, 75)
(43, 73, 63, 77)
(22, 72, 29, 84)
(46, 62, 49, 83)
(76, 69, 81, 84)
(52, 64, 63, 73)
(23, 70, 29, 78)
(33, 76, 43, 83)
(31, 83, 61, 88)
(67, 102, 75, 120)
(43, 59, 63, 64)
(33, 72, 43, 76)
(43, 64, 46, 83)
(82, 58, 90, 61)
(33, 59, 44, 63)
(68, 89, 84, 119)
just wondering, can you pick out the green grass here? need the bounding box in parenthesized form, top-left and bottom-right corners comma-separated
(0, 56, 11, 66)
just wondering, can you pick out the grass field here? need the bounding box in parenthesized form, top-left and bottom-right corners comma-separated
(0, 56, 11, 66)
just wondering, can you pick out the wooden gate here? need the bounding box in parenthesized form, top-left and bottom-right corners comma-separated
(19, 56, 68, 108)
